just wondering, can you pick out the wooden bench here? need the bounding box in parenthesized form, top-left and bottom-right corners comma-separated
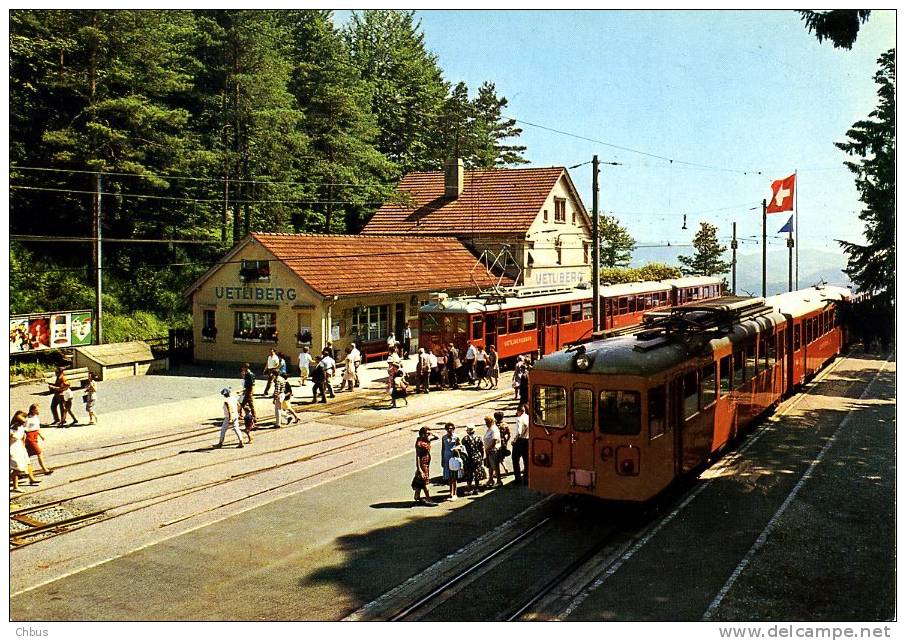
(361, 341, 390, 363)
(43, 367, 91, 386)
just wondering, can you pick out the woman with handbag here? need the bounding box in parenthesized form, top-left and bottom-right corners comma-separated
(412, 426, 437, 504)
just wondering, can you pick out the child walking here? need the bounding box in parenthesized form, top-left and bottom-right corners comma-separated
(242, 403, 256, 444)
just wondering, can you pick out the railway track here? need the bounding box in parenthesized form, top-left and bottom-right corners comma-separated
(9, 387, 514, 551)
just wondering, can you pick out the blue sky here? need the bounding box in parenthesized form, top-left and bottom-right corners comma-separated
(336, 9, 895, 257)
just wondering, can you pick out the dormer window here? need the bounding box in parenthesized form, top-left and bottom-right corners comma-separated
(240, 259, 270, 282)
(554, 198, 566, 223)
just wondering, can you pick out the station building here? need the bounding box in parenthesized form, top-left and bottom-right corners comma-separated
(363, 159, 594, 287)
(184, 233, 505, 365)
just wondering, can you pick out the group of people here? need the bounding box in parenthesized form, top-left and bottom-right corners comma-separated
(10, 405, 54, 492)
(47, 367, 99, 427)
(411, 404, 530, 504)
(413, 341, 502, 395)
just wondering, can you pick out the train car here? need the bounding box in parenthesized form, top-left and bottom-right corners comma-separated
(418, 276, 722, 361)
(527, 285, 850, 502)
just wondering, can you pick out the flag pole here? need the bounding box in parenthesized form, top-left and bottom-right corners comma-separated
(762, 198, 767, 298)
(787, 221, 794, 292)
(794, 169, 799, 289)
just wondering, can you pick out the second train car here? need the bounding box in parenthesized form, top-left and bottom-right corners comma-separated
(527, 285, 851, 502)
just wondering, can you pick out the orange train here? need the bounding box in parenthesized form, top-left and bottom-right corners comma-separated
(527, 285, 851, 502)
(418, 276, 722, 361)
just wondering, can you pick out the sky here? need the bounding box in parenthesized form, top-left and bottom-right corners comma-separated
(336, 8, 895, 258)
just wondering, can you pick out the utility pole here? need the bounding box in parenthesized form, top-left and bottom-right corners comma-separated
(95, 173, 103, 344)
(787, 230, 794, 292)
(591, 155, 600, 333)
(761, 199, 767, 298)
(731, 221, 738, 295)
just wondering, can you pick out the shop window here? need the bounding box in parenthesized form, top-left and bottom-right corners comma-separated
(234, 311, 277, 343)
(719, 355, 732, 396)
(649, 385, 666, 439)
(239, 259, 270, 282)
(523, 309, 537, 331)
(700, 363, 716, 408)
(683, 371, 699, 419)
(296, 312, 312, 346)
(351, 304, 389, 342)
(573, 388, 594, 432)
(472, 316, 484, 340)
(600, 390, 641, 435)
(202, 310, 217, 342)
(508, 310, 523, 334)
(533, 385, 566, 428)
(554, 198, 566, 222)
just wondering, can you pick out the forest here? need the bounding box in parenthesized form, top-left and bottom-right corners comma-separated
(9, 9, 529, 340)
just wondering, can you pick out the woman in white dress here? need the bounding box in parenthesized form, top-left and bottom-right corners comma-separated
(10, 410, 39, 491)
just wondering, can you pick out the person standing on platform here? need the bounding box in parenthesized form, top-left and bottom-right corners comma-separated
(311, 356, 328, 404)
(447, 343, 461, 389)
(297, 346, 312, 388)
(61, 384, 80, 426)
(272, 373, 286, 427)
(427, 349, 439, 390)
(387, 333, 397, 355)
(10, 411, 40, 491)
(464, 341, 477, 384)
(48, 367, 66, 426)
(83, 372, 98, 425)
(475, 346, 488, 388)
(512, 404, 529, 485)
(461, 425, 486, 495)
(320, 349, 337, 399)
(486, 345, 500, 389)
(512, 356, 526, 401)
(278, 352, 288, 380)
(241, 402, 256, 444)
(519, 361, 530, 406)
(494, 410, 511, 476)
(412, 426, 437, 504)
(447, 439, 463, 500)
(403, 322, 412, 359)
(482, 415, 502, 488)
(262, 348, 280, 396)
(417, 349, 431, 394)
(240, 363, 257, 419)
(348, 342, 361, 387)
(341, 346, 357, 391)
(441, 423, 456, 482)
(24, 405, 53, 475)
(214, 388, 244, 448)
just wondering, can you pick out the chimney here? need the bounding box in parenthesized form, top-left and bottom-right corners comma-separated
(444, 157, 464, 199)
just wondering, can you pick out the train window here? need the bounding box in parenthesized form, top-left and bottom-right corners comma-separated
(700, 363, 716, 408)
(533, 386, 566, 428)
(683, 371, 699, 419)
(443, 316, 453, 331)
(628, 296, 637, 313)
(599, 390, 641, 435)
(745, 343, 758, 379)
(571, 303, 582, 322)
(778, 331, 785, 362)
(421, 313, 441, 331)
(618, 297, 628, 314)
(759, 336, 769, 371)
(472, 316, 484, 340)
(523, 309, 537, 331)
(508, 311, 523, 334)
(582, 302, 593, 320)
(560, 304, 571, 324)
(454, 316, 467, 335)
(767, 333, 777, 368)
(794, 324, 801, 351)
(549, 306, 559, 324)
(604, 299, 613, 317)
(719, 355, 732, 396)
(497, 313, 507, 335)
(733, 349, 745, 386)
(649, 385, 666, 439)
(573, 389, 594, 432)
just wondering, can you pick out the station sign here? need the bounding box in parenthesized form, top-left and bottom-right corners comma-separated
(10, 309, 94, 353)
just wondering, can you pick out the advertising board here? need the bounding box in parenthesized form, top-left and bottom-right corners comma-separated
(9, 310, 93, 353)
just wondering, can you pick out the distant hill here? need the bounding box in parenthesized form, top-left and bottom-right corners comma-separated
(631, 246, 851, 296)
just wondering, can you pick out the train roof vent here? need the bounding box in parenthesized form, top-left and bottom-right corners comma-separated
(513, 284, 576, 298)
(638, 295, 773, 340)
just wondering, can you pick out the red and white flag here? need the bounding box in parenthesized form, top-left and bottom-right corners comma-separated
(766, 174, 795, 213)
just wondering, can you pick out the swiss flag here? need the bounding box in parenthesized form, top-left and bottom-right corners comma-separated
(766, 174, 795, 213)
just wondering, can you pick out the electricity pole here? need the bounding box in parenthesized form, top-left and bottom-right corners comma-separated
(95, 172, 103, 344)
(731, 221, 737, 295)
(761, 199, 767, 298)
(591, 155, 600, 332)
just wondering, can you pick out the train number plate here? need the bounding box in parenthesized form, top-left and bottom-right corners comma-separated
(569, 469, 596, 489)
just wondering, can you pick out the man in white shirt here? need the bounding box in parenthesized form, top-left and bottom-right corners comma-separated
(215, 388, 244, 449)
(417, 348, 431, 394)
(464, 342, 477, 384)
(512, 404, 530, 484)
(262, 348, 280, 396)
(427, 350, 438, 390)
(297, 346, 312, 387)
(387, 334, 397, 352)
(482, 415, 502, 487)
(320, 349, 337, 398)
(403, 322, 412, 359)
(348, 343, 361, 387)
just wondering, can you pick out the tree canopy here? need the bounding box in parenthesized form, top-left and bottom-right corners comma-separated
(678, 222, 730, 277)
(597, 215, 635, 268)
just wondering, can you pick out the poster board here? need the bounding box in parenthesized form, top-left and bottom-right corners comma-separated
(10, 309, 94, 354)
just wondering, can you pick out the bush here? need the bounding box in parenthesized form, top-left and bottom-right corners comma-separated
(103, 310, 173, 343)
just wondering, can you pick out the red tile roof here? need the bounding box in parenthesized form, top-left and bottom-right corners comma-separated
(362, 167, 568, 236)
(251, 233, 510, 297)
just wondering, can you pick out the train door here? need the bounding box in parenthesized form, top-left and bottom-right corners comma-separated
(646, 383, 676, 488)
(668, 376, 684, 477)
(484, 313, 497, 350)
(544, 306, 559, 353)
(569, 385, 597, 489)
(537, 307, 547, 355)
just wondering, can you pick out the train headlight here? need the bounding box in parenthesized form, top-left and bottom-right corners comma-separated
(576, 353, 591, 370)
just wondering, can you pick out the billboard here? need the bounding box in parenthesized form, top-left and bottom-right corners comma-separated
(10, 310, 93, 353)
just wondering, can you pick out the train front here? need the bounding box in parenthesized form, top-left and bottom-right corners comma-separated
(527, 337, 679, 503)
(418, 296, 484, 356)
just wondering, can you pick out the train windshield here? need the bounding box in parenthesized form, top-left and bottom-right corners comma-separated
(421, 313, 441, 332)
(532, 385, 566, 428)
(599, 390, 641, 435)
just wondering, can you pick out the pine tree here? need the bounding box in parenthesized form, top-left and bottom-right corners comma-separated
(836, 49, 894, 310)
(598, 215, 636, 268)
(470, 82, 528, 167)
(798, 10, 871, 49)
(678, 222, 730, 276)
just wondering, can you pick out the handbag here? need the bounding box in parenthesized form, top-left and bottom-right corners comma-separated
(411, 470, 426, 491)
